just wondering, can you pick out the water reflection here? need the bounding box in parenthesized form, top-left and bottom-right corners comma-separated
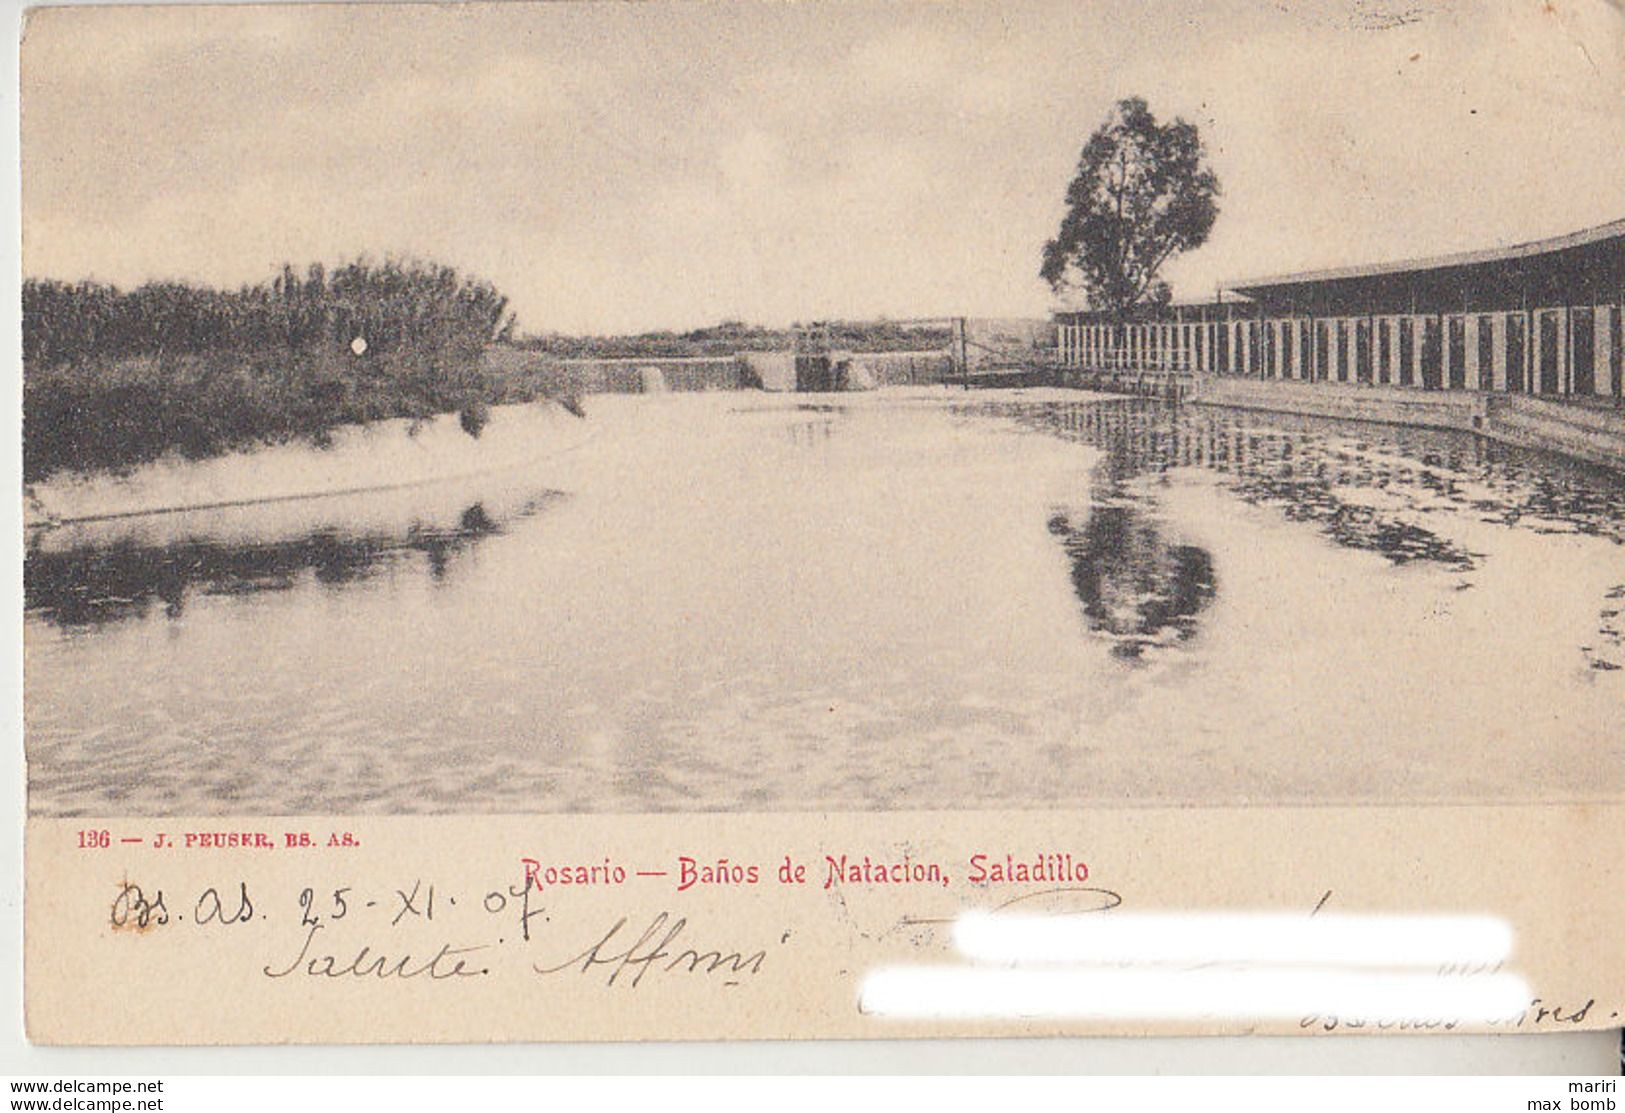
(785, 414, 837, 447)
(23, 392, 1625, 816)
(1594, 583, 1625, 672)
(1030, 401, 1221, 660)
(1047, 503, 1216, 660)
(966, 396, 1625, 669)
(24, 495, 561, 630)
(973, 398, 1625, 566)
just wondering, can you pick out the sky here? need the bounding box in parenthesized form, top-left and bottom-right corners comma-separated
(19, 0, 1625, 335)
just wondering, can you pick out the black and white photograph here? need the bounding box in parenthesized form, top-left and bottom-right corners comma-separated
(20, 0, 1625, 823)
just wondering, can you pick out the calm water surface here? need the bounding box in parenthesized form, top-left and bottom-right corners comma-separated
(25, 389, 1625, 814)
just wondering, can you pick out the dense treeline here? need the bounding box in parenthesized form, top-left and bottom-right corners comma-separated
(518, 318, 952, 359)
(23, 260, 518, 482)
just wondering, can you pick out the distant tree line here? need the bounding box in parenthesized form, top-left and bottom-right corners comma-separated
(517, 318, 952, 359)
(23, 259, 519, 482)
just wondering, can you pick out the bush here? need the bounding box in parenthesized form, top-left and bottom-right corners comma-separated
(458, 400, 490, 438)
(22, 259, 518, 480)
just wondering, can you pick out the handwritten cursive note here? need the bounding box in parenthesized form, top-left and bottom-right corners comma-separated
(106, 877, 787, 991)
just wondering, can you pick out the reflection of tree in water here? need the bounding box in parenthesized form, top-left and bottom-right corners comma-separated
(1029, 397, 1219, 660)
(976, 395, 1625, 668)
(26, 497, 554, 630)
(1047, 502, 1216, 661)
(976, 398, 1501, 566)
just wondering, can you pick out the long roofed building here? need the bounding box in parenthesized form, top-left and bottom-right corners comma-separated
(1055, 218, 1625, 403)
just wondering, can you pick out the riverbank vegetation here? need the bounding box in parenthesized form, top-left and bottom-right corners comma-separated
(24, 260, 953, 483)
(23, 259, 518, 482)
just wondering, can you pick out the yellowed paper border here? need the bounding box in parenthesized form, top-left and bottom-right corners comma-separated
(25, 805, 1625, 1044)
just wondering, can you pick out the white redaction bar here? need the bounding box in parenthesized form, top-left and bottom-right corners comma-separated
(954, 911, 1515, 967)
(859, 966, 1531, 1021)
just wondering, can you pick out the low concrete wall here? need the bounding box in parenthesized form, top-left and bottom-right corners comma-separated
(1059, 367, 1193, 399)
(26, 399, 592, 530)
(1190, 378, 1484, 432)
(1484, 395, 1625, 471)
(1187, 377, 1625, 472)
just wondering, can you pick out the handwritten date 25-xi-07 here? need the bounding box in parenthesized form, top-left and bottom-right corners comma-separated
(106, 878, 782, 988)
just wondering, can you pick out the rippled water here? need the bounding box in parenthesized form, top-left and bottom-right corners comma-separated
(24, 389, 1625, 815)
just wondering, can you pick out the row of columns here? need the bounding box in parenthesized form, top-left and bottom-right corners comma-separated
(1057, 303, 1625, 398)
(1059, 321, 1218, 373)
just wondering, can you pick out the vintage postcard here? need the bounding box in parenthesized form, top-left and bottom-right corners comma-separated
(18, 0, 1625, 1045)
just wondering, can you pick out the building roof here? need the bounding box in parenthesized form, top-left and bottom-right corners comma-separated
(1227, 217, 1625, 297)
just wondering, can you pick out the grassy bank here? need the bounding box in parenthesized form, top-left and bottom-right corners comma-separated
(23, 260, 520, 482)
(24, 265, 957, 482)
